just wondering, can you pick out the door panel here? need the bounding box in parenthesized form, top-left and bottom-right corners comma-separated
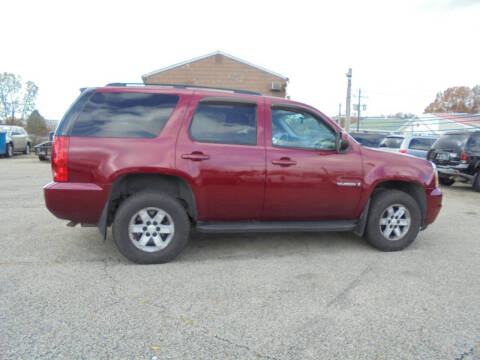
(263, 103, 363, 220)
(175, 95, 266, 221)
(12, 131, 26, 150)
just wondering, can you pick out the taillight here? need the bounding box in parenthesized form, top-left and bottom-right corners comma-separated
(461, 152, 469, 163)
(398, 149, 407, 154)
(51, 136, 69, 182)
(427, 149, 434, 160)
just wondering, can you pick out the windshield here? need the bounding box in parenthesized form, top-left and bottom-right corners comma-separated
(433, 133, 469, 151)
(379, 137, 404, 149)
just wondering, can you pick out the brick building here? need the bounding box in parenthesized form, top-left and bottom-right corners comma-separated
(142, 51, 288, 97)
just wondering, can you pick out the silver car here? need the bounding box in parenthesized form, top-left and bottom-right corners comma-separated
(379, 135, 437, 159)
(0, 125, 32, 157)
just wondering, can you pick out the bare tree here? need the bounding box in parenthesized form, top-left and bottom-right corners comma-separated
(0, 72, 38, 121)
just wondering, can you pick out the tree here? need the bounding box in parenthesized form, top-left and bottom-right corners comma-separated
(26, 110, 47, 145)
(425, 85, 480, 113)
(0, 72, 38, 122)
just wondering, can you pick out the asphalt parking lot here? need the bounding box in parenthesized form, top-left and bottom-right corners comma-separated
(1, 154, 479, 360)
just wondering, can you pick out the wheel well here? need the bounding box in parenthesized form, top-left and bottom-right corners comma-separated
(372, 180, 427, 225)
(105, 173, 197, 227)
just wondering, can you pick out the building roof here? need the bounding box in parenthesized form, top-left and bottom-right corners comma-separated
(141, 51, 288, 81)
(356, 117, 410, 132)
(433, 113, 480, 129)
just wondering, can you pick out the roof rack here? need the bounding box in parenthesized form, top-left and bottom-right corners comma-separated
(105, 82, 261, 96)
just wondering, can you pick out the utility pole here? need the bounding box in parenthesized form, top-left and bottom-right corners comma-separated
(338, 103, 342, 125)
(345, 68, 352, 132)
(354, 89, 368, 131)
(356, 88, 361, 131)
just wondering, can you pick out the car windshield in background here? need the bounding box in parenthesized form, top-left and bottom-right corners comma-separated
(379, 137, 404, 149)
(349, 133, 386, 147)
(433, 133, 470, 151)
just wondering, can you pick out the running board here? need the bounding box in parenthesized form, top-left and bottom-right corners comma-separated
(195, 220, 358, 233)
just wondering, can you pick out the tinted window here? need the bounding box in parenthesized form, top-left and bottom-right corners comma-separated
(271, 109, 336, 150)
(466, 133, 480, 153)
(380, 137, 404, 149)
(71, 92, 179, 138)
(408, 138, 436, 150)
(190, 103, 257, 145)
(433, 133, 469, 151)
(350, 133, 386, 147)
(56, 89, 95, 136)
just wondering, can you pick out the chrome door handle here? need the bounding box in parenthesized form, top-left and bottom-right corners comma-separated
(181, 152, 210, 161)
(272, 158, 296, 166)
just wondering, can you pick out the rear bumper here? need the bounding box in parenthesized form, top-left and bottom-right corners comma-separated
(424, 187, 442, 226)
(437, 165, 474, 182)
(43, 182, 108, 224)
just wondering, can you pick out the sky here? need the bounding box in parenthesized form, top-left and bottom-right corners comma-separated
(1, 0, 479, 120)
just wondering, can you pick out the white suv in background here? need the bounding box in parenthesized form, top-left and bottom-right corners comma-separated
(0, 125, 31, 157)
(379, 135, 437, 159)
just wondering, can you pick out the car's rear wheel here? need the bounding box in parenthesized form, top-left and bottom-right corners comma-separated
(113, 191, 190, 264)
(365, 190, 421, 251)
(473, 171, 480, 192)
(24, 143, 30, 154)
(6, 143, 13, 157)
(439, 177, 455, 186)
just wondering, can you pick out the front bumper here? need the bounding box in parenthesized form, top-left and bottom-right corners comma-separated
(424, 187, 442, 226)
(43, 182, 108, 224)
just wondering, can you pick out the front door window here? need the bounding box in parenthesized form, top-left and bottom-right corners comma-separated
(271, 109, 336, 151)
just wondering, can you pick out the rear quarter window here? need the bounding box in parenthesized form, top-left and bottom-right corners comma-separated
(70, 92, 179, 138)
(408, 138, 436, 151)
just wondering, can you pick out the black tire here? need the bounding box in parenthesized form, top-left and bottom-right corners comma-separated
(5, 143, 13, 157)
(38, 155, 46, 161)
(112, 191, 190, 264)
(473, 171, 480, 192)
(365, 190, 421, 252)
(24, 143, 30, 154)
(439, 177, 455, 186)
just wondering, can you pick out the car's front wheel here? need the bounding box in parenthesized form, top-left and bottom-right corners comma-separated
(5, 143, 13, 157)
(112, 191, 190, 264)
(24, 143, 30, 154)
(365, 190, 421, 251)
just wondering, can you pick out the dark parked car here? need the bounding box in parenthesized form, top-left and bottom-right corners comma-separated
(427, 130, 480, 191)
(43, 83, 442, 263)
(34, 132, 55, 161)
(349, 131, 388, 148)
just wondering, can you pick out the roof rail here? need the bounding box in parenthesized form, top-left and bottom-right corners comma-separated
(105, 82, 261, 95)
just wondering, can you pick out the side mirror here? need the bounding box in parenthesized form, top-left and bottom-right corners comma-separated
(336, 132, 350, 154)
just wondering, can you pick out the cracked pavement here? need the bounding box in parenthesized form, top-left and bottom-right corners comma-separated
(1, 155, 479, 359)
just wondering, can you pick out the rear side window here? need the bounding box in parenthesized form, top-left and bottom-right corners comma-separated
(408, 138, 436, 150)
(71, 92, 179, 138)
(189, 103, 257, 145)
(466, 133, 480, 153)
(379, 137, 404, 149)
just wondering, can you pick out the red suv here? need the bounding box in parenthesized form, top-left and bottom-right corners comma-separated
(44, 83, 442, 263)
